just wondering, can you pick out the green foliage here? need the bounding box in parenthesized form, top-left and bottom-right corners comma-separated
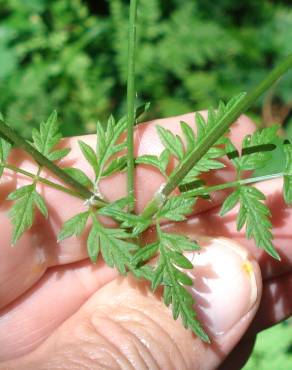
(0, 0, 292, 135)
(226, 125, 280, 172)
(57, 211, 90, 241)
(58, 209, 138, 274)
(0, 137, 11, 176)
(222, 186, 279, 259)
(5, 110, 70, 244)
(62, 167, 93, 188)
(78, 115, 128, 193)
(156, 195, 195, 221)
(135, 149, 170, 177)
(0, 0, 291, 346)
(32, 110, 70, 160)
(154, 94, 244, 189)
(98, 199, 151, 236)
(243, 320, 292, 370)
(8, 184, 48, 244)
(149, 226, 208, 341)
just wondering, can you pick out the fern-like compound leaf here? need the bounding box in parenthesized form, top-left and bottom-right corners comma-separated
(32, 111, 69, 161)
(148, 227, 209, 342)
(8, 184, 48, 244)
(221, 186, 280, 260)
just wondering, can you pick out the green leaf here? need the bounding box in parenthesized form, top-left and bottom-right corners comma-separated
(98, 202, 150, 234)
(162, 233, 200, 252)
(156, 98, 242, 188)
(0, 138, 11, 177)
(136, 149, 170, 176)
(134, 102, 151, 124)
(283, 143, 292, 205)
(174, 269, 193, 286)
(237, 186, 280, 260)
(170, 252, 193, 269)
(157, 195, 195, 221)
(159, 149, 170, 174)
(32, 111, 65, 157)
(8, 184, 34, 200)
(157, 125, 184, 160)
(8, 185, 48, 244)
(9, 185, 35, 244)
(228, 126, 279, 173)
(151, 263, 165, 291)
(87, 219, 100, 263)
(180, 121, 195, 152)
(58, 211, 90, 241)
(131, 242, 159, 266)
(78, 140, 99, 175)
(136, 154, 160, 167)
(0, 138, 11, 163)
(33, 191, 48, 218)
(48, 148, 71, 162)
(98, 223, 138, 275)
(148, 228, 209, 342)
(220, 189, 240, 216)
(95, 115, 128, 180)
(63, 167, 93, 188)
(102, 156, 127, 177)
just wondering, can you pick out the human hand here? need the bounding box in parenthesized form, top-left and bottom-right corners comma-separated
(0, 113, 291, 369)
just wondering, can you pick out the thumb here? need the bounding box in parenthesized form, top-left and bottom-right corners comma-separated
(4, 238, 262, 370)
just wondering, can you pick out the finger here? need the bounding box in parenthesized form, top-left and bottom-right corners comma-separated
(161, 178, 292, 279)
(246, 272, 292, 336)
(2, 237, 262, 369)
(218, 272, 292, 370)
(0, 259, 118, 361)
(0, 113, 255, 307)
(218, 336, 257, 370)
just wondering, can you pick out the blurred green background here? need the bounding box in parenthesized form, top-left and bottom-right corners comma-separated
(0, 1, 291, 368)
(0, 0, 292, 137)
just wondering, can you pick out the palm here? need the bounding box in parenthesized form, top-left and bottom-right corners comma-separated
(0, 113, 291, 369)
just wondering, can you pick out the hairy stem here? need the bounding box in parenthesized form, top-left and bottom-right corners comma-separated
(4, 164, 85, 199)
(183, 172, 283, 198)
(141, 53, 292, 219)
(0, 120, 106, 207)
(126, 0, 138, 212)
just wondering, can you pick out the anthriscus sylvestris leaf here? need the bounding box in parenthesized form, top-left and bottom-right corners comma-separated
(58, 211, 90, 241)
(0, 138, 11, 177)
(8, 185, 48, 244)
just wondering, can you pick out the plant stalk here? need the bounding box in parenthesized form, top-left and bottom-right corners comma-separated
(0, 120, 106, 207)
(126, 0, 138, 212)
(3, 164, 85, 199)
(183, 172, 283, 198)
(141, 53, 292, 219)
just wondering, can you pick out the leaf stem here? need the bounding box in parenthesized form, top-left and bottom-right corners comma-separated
(141, 53, 292, 219)
(183, 172, 283, 198)
(126, 0, 138, 212)
(3, 164, 85, 200)
(0, 120, 106, 207)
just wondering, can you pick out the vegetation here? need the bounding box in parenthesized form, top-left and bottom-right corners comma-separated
(0, 0, 292, 136)
(0, 0, 291, 366)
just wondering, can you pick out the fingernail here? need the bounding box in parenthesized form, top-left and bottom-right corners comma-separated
(186, 237, 259, 337)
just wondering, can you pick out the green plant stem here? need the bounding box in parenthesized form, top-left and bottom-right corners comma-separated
(141, 53, 292, 219)
(126, 0, 138, 212)
(3, 164, 85, 200)
(183, 172, 283, 198)
(0, 120, 106, 207)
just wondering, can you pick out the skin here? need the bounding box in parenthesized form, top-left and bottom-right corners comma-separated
(0, 112, 291, 370)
